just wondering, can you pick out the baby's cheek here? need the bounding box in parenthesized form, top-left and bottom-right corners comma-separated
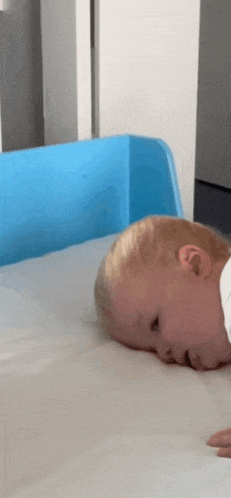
(114, 301, 138, 328)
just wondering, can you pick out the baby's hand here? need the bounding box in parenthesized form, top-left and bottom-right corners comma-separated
(206, 428, 231, 457)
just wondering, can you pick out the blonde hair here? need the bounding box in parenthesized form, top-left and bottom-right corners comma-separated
(94, 215, 231, 339)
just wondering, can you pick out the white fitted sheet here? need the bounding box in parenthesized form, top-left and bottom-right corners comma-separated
(1, 234, 231, 498)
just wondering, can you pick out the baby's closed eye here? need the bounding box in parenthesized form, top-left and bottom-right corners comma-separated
(150, 316, 159, 331)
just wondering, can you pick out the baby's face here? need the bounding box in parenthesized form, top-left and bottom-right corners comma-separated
(110, 261, 231, 371)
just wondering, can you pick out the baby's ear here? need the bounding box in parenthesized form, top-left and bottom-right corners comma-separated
(178, 245, 211, 278)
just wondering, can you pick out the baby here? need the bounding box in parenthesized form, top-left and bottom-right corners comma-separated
(94, 215, 231, 372)
(94, 214, 231, 457)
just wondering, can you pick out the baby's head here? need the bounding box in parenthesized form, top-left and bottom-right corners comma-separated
(94, 216, 231, 371)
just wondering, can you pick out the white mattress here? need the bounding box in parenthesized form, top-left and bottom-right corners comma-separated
(1, 234, 231, 498)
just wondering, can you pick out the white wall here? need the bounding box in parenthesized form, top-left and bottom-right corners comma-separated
(98, 0, 201, 221)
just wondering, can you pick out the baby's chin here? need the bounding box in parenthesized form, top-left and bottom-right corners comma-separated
(200, 345, 231, 371)
(161, 358, 228, 372)
(187, 357, 230, 372)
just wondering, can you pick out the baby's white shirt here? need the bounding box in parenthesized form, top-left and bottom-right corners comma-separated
(219, 256, 231, 343)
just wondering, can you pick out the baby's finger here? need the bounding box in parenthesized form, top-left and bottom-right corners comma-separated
(217, 447, 231, 458)
(207, 428, 231, 447)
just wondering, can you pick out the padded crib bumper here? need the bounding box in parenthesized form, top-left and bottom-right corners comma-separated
(0, 134, 184, 267)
